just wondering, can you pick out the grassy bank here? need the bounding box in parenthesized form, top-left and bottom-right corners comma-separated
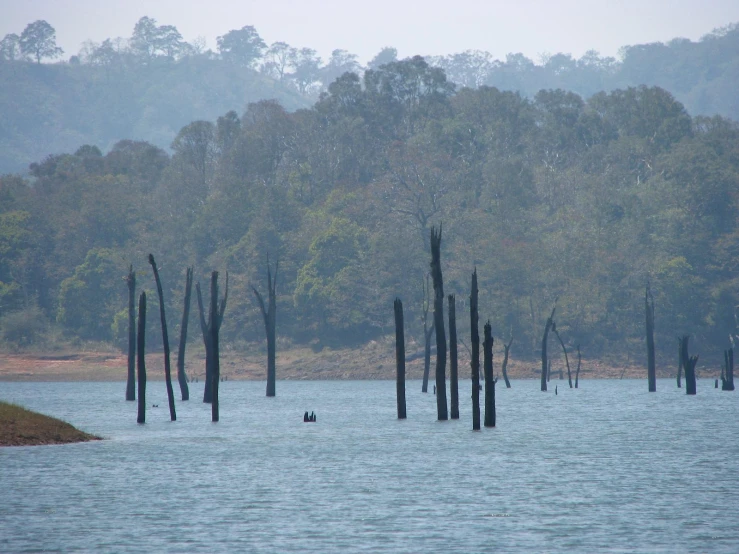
(0, 401, 101, 447)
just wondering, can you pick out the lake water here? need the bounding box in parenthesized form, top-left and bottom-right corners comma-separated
(1, 379, 738, 553)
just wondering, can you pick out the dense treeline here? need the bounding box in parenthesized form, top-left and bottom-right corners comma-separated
(1, 55, 738, 367)
(1, 17, 738, 174)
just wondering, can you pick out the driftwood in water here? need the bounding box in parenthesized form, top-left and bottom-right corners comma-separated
(196, 272, 228, 406)
(126, 265, 136, 401)
(470, 269, 481, 431)
(679, 335, 697, 395)
(448, 294, 459, 419)
(429, 226, 448, 421)
(176, 267, 193, 401)
(149, 254, 176, 422)
(421, 274, 434, 393)
(394, 298, 406, 419)
(722, 348, 735, 391)
(646, 283, 656, 392)
(501, 336, 513, 388)
(483, 321, 495, 427)
(552, 322, 573, 388)
(575, 345, 581, 388)
(253, 260, 278, 397)
(541, 304, 556, 392)
(136, 292, 147, 424)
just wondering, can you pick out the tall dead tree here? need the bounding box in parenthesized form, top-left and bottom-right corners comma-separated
(394, 298, 407, 419)
(429, 225, 448, 421)
(196, 272, 228, 404)
(125, 265, 136, 401)
(448, 294, 459, 419)
(421, 274, 434, 393)
(676, 338, 683, 388)
(722, 348, 734, 391)
(149, 254, 176, 422)
(483, 321, 495, 427)
(209, 272, 222, 422)
(176, 267, 193, 401)
(646, 282, 656, 392)
(575, 345, 581, 388)
(552, 322, 573, 388)
(136, 292, 147, 424)
(470, 269, 481, 431)
(680, 335, 697, 395)
(541, 304, 557, 392)
(501, 335, 513, 388)
(252, 260, 278, 397)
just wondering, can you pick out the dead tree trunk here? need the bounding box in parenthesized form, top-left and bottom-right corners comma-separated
(470, 269, 481, 431)
(680, 335, 697, 395)
(252, 261, 278, 397)
(575, 345, 581, 388)
(483, 321, 495, 427)
(126, 265, 136, 401)
(197, 272, 228, 406)
(421, 274, 434, 393)
(552, 323, 573, 388)
(646, 283, 656, 392)
(448, 294, 459, 420)
(149, 254, 176, 421)
(176, 267, 193, 401)
(136, 292, 147, 424)
(394, 298, 407, 419)
(722, 348, 734, 391)
(210, 272, 221, 422)
(541, 304, 556, 392)
(676, 338, 683, 388)
(501, 336, 513, 388)
(429, 225, 448, 421)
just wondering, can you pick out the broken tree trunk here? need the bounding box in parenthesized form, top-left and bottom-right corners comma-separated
(176, 267, 193, 401)
(149, 254, 176, 422)
(421, 274, 433, 393)
(196, 271, 228, 405)
(501, 336, 513, 388)
(677, 337, 683, 388)
(429, 225, 448, 421)
(126, 265, 136, 401)
(252, 260, 278, 397)
(541, 304, 556, 392)
(680, 335, 697, 395)
(470, 269, 481, 431)
(575, 345, 581, 388)
(483, 321, 495, 427)
(646, 283, 656, 392)
(552, 323, 573, 388)
(210, 272, 221, 422)
(722, 348, 735, 391)
(137, 292, 147, 424)
(448, 294, 459, 419)
(394, 298, 407, 419)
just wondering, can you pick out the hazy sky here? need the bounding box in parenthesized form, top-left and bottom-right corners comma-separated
(2, 0, 738, 64)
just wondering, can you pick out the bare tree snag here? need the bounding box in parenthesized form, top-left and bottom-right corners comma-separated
(394, 298, 407, 419)
(501, 335, 513, 388)
(483, 321, 495, 427)
(680, 335, 697, 395)
(676, 337, 683, 388)
(209, 272, 221, 422)
(646, 282, 656, 392)
(149, 254, 176, 422)
(176, 267, 193, 401)
(125, 265, 136, 401)
(470, 268, 481, 431)
(136, 292, 147, 424)
(541, 303, 557, 392)
(722, 348, 734, 391)
(429, 225, 448, 421)
(196, 272, 228, 406)
(575, 345, 581, 388)
(552, 322, 573, 388)
(421, 274, 434, 393)
(448, 294, 459, 419)
(253, 260, 278, 397)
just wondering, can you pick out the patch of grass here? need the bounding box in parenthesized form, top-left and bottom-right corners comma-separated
(0, 401, 101, 447)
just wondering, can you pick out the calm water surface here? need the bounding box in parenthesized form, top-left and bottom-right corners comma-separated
(1, 378, 738, 553)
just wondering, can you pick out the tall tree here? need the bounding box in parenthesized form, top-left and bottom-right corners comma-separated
(252, 260, 278, 397)
(0, 34, 21, 61)
(176, 267, 193, 401)
(125, 265, 136, 401)
(19, 21, 63, 64)
(148, 254, 176, 422)
(429, 225, 448, 420)
(217, 26, 266, 67)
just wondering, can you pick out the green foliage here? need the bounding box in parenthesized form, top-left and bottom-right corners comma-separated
(0, 305, 48, 348)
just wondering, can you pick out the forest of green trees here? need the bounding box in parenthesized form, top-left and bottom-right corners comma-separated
(1, 19, 738, 366)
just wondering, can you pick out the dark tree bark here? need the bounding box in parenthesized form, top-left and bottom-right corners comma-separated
(196, 272, 228, 406)
(252, 260, 278, 397)
(575, 345, 581, 388)
(136, 292, 147, 424)
(421, 274, 434, 393)
(176, 267, 193, 401)
(680, 335, 697, 395)
(722, 348, 734, 391)
(149, 254, 176, 422)
(646, 283, 656, 392)
(676, 337, 683, 388)
(429, 226, 448, 421)
(125, 265, 136, 401)
(209, 272, 221, 422)
(483, 321, 495, 427)
(394, 298, 407, 419)
(448, 294, 459, 419)
(541, 304, 556, 392)
(552, 323, 573, 388)
(501, 336, 513, 388)
(470, 268, 481, 431)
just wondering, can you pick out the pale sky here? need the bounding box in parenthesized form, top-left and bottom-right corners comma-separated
(2, 0, 738, 64)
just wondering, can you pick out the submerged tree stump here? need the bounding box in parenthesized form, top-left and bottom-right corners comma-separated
(722, 348, 734, 391)
(541, 304, 556, 392)
(470, 269, 481, 431)
(448, 294, 459, 420)
(501, 336, 513, 389)
(680, 335, 698, 395)
(196, 272, 228, 408)
(126, 265, 136, 401)
(646, 283, 656, 392)
(483, 321, 495, 427)
(575, 345, 581, 388)
(149, 254, 176, 422)
(253, 260, 278, 397)
(136, 292, 147, 424)
(421, 274, 434, 393)
(429, 226, 448, 421)
(676, 337, 683, 389)
(552, 322, 573, 388)
(394, 298, 407, 419)
(176, 267, 193, 401)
